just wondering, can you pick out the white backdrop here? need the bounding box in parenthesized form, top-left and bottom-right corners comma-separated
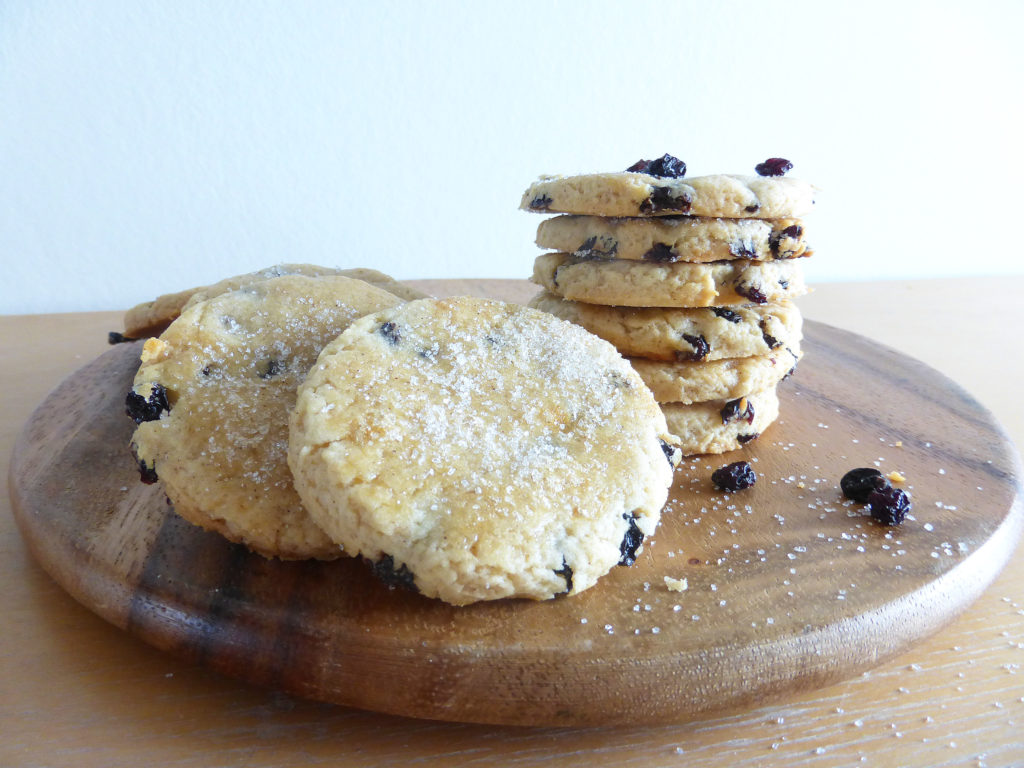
(2, 0, 1022, 314)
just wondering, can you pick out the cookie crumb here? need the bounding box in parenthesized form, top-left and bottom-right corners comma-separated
(140, 337, 168, 363)
(886, 471, 906, 483)
(664, 576, 688, 592)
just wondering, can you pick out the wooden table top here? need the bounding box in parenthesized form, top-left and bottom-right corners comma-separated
(3, 276, 1024, 766)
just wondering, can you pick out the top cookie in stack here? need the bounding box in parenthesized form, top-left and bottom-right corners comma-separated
(521, 154, 816, 456)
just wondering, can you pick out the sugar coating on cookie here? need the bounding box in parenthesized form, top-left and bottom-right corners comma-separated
(536, 215, 811, 263)
(128, 274, 403, 559)
(288, 297, 680, 605)
(521, 172, 816, 219)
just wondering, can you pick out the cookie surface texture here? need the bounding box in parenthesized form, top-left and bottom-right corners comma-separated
(536, 215, 811, 263)
(528, 291, 803, 362)
(532, 253, 807, 308)
(521, 172, 816, 219)
(123, 263, 427, 338)
(129, 274, 403, 559)
(288, 296, 680, 605)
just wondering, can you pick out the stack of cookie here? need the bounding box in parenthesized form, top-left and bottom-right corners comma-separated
(520, 155, 816, 455)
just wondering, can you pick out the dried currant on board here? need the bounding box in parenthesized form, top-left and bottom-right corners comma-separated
(840, 467, 912, 526)
(755, 157, 793, 177)
(867, 486, 912, 526)
(840, 467, 888, 503)
(712, 461, 757, 492)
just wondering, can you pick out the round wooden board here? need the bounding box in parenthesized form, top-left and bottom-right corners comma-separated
(9, 318, 1023, 727)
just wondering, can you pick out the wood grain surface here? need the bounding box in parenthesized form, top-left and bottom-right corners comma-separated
(8, 282, 1022, 729)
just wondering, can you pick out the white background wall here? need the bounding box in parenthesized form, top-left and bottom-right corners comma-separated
(2, 0, 1022, 314)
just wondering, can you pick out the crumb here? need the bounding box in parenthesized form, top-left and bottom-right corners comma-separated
(886, 471, 906, 483)
(664, 576, 688, 592)
(140, 337, 168, 363)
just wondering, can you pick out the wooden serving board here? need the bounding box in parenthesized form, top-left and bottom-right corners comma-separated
(9, 313, 1023, 727)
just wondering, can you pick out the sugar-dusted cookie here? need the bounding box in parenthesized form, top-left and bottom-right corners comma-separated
(535, 214, 810, 263)
(631, 347, 801, 404)
(122, 264, 427, 339)
(527, 291, 802, 362)
(521, 171, 815, 219)
(288, 297, 681, 605)
(662, 386, 780, 456)
(127, 274, 403, 559)
(532, 252, 807, 308)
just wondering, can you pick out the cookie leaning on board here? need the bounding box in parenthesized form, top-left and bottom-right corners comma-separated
(116, 263, 430, 341)
(521, 154, 816, 455)
(123, 266, 682, 604)
(126, 274, 406, 560)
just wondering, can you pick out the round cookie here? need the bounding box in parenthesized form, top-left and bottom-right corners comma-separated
(288, 296, 681, 605)
(528, 291, 803, 362)
(661, 387, 781, 456)
(630, 347, 801, 404)
(532, 252, 807, 308)
(536, 215, 811, 263)
(128, 274, 404, 559)
(123, 263, 427, 339)
(521, 172, 816, 219)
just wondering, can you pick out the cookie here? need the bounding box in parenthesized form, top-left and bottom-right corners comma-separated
(521, 172, 816, 219)
(123, 264, 427, 339)
(527, 291, 803, 362)
(631, 347, 801, 404)
(535, 214, 810, 263)
(532, 253, 807, 308)
(128, 274, 403, 559)
(662, 386, 780, 455)
(288, 296, 681, 605)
